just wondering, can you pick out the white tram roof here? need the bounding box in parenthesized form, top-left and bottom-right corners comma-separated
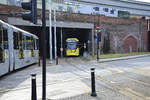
(0, 20, 38, 39)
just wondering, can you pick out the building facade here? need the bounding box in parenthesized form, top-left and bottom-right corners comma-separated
(1, 0, 150, 18)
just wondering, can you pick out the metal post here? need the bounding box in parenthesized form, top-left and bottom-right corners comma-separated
(42, 0, 46, 99)
(60, 27, 63, 58)
(97, 41, 100, 62)
(91, 68, 97, 97)
(38, 39, 40, 67)
(49, 0, 53, 64)
(139, 20, 142, 51)
(38, 54, 40, 66)
(88, 40, 90, 55)
(92, 13, 95, 57)
(56, 56, 58, 65)
(84, 43, 86, 52)
(54, 8, 57, 59)
(96, 33, 100, 62)
(31, 74, 37, 100)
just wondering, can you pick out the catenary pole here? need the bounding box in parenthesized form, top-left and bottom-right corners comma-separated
(54, 8, 57, 59)
(61, 27, 63, 57)
(42, 0, 46, 99)
(49, 0, 53, 63)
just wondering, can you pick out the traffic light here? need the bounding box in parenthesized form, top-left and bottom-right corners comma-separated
(97, 32, 101, 42)
(21, 0, 37, 24)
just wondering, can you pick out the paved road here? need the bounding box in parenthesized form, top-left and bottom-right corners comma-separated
(0, 56, 150, 100)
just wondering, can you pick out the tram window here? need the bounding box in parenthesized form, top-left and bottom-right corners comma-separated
(34, 39, 36, 50)
(0, 28, 2, 63)
(0, 25, 3, 48)
(32, 38, 35, 50)
(25, 36, 32, 50)
(31, 37, 34, 57)
(0, 25, 4, 63)
(0, 28, 2, 47)
(35, 39, 39, 50)
(19, 32, 23, 49)
(23, 36, 26, 49)
(3, 29, 8, 49)
(67, 42, 77, 49)
(0, 47, 4, 63)
(19, 32, 24, 59)
(13, 32, 19, 49)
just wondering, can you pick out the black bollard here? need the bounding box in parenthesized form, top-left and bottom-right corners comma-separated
(31, 74, 37, 100)
(91, 68, 97, 97)
(56, 56, 58, 65)
(38, 57, 40, 67)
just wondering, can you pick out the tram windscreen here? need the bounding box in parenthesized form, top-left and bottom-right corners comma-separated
(67, 42, 77, 49)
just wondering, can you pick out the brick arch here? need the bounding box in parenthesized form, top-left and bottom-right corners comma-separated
(124, 36, 138, 53)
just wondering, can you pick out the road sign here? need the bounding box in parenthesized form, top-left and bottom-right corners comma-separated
(95, 27, 103, 33)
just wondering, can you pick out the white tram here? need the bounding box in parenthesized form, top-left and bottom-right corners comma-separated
(0, 20, 39, 76)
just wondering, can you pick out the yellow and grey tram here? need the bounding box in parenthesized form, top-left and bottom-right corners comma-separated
(66, 38, 79, 56)
(0, 20, 39, 76)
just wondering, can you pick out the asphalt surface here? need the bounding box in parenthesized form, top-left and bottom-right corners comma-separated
(1, 56, 150, 100)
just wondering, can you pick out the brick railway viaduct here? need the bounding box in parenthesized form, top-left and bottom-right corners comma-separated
(0, 4, 149, 56)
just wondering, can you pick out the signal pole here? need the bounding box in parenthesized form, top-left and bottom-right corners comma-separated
(54, 8, 57, 59)
(60, 27, 63, 58)
(49, 0, 53, 64)
(42, 0, 46, 99)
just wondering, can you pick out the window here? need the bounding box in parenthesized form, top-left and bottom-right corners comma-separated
(67, 42, 77, 49)
(118, 10, 130, 18)
(93, 7, 99, 11)
(34, 39, 39, 50)
(0, 25, 3, 49)
(0, 25, 4, 63)
(18, 32, 24, 59)
(110, 9, 114, 14)
(67, 7, 73, 13)
(58, 6, 63, 11)
(23, 35, 26, 49)
(31, 37, 34, 57)
(103, 8, 109, 12)
(13, 32, 19, 49)
(24, 36, 35, 57)
(3, 28, 8, 49)
(25, 36, 32, 50)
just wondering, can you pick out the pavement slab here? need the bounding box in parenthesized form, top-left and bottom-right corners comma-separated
(1, 55, 150, 100)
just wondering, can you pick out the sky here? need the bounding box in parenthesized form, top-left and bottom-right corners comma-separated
(135, 0, 150, 3)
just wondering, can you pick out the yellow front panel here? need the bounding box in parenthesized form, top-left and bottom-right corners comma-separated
(66, 48, 79, 56)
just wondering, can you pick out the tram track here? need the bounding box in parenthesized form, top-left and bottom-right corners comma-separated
(65, 58, 150, 100)
(92, 62, 150, 87)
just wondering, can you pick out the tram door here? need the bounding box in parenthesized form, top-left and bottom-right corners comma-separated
(0, 24, 9, 75)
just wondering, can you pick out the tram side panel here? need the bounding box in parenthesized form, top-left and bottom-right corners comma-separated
(0, 20, 39, 77)
(13, 32, 38, 70)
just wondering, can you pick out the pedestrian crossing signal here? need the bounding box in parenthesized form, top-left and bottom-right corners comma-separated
(97, 32, 101, 42)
